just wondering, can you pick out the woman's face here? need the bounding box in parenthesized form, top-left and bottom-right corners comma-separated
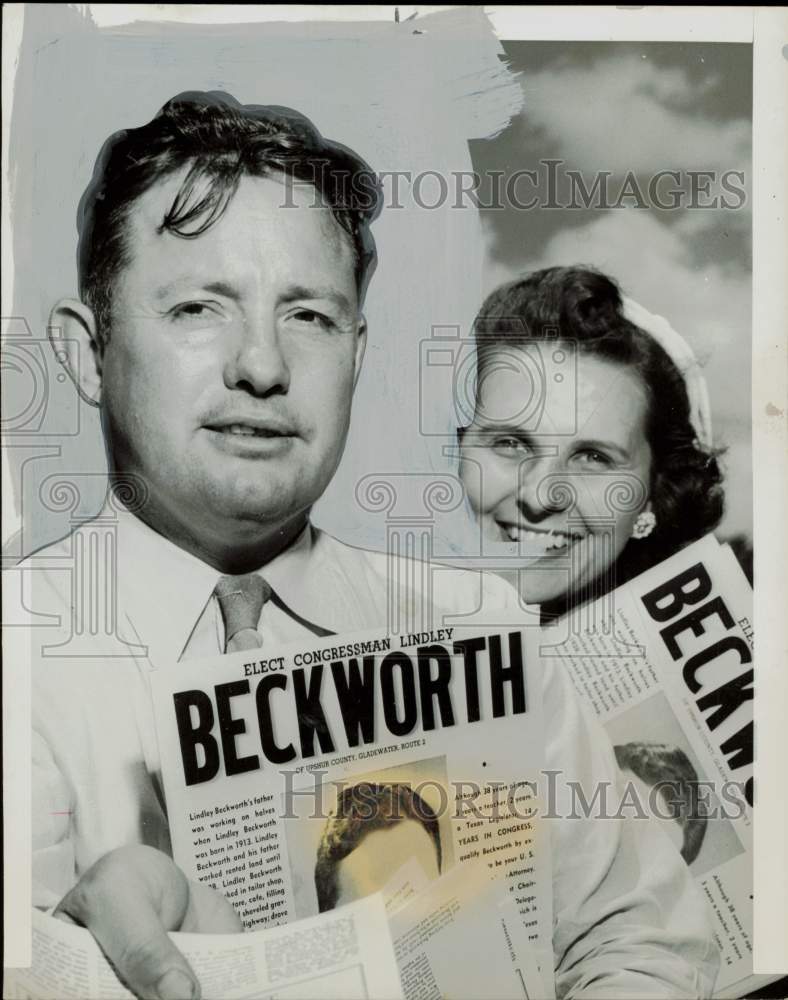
(459, 346, 653, 606)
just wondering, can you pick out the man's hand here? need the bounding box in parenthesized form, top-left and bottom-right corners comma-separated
(54, 845, 242, 1000)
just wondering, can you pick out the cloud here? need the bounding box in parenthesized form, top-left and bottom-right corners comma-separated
(482, 208, 752, 536)
(518, 53, 751, 177)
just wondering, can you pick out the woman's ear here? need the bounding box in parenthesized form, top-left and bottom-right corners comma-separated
(48, 299, 104, 406)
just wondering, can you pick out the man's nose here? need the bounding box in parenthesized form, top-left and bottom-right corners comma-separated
(516, 454, 574, 520)
(225, 315, 290, 396)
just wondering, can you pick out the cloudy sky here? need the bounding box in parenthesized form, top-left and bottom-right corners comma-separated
(471, 41, 752, 541)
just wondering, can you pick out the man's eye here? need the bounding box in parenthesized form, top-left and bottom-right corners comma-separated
(169, 302, 216, 321)
(289, 309, 335, 331)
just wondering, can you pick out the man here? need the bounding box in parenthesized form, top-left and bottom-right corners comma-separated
(615, 741, 708, 865)
(314, 783, 442, 912)
(18, 92, 718, 999)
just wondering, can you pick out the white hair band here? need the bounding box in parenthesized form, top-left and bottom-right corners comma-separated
(622, 296, 713, 451)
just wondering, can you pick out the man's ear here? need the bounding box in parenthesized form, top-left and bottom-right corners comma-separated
(352, 316, 367, 390)
(48, 299, 104, 406)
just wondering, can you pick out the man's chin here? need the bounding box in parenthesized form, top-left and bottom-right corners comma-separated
(217, 470, 325, 521)
(206, 494, 308, 529)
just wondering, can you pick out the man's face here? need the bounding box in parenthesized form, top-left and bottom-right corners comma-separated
(621, 770, 685, 856)
(99, 171, 364, 556)
(334, 820, 440, 908)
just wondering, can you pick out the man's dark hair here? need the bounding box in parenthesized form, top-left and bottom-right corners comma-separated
(77, 91, 381, 336)
(314, 782, 442, 912)
(471, 266, 725, 606)
(614, 741, 708, 865)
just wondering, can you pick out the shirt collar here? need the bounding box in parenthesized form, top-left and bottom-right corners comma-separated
(255, 521, 316, 613)
(112, 505, 322, 666)
(113, 505, 221, 667)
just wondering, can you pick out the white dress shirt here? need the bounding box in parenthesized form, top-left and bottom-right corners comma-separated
(15, 507, 719, 998)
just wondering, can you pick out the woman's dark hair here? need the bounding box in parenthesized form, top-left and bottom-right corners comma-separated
(473, 266, 725, 600)
(77, 91, 381, 337)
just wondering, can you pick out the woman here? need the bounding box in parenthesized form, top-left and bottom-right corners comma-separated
(456, 266, 724, 996)
(457, 265, 724, 618)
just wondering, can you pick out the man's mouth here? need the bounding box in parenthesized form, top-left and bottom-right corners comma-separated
(205, 416, 298, 438)
(496, 522, 584, 550)
(215, 424, 288, 438)
(203, 416, 299, 454)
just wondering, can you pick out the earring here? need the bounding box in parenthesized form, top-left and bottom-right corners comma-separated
(632, 510, 656, 540)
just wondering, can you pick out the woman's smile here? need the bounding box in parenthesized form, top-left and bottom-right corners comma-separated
(495, 521, 585, 550)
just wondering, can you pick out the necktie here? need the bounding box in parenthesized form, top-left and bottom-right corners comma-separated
(214, 574, 271, 653)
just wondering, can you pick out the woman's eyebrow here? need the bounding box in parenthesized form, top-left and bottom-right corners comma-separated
(467, 424, 549, 449)
(469, 420, 530, 436)
(574, 438, 631, 461)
